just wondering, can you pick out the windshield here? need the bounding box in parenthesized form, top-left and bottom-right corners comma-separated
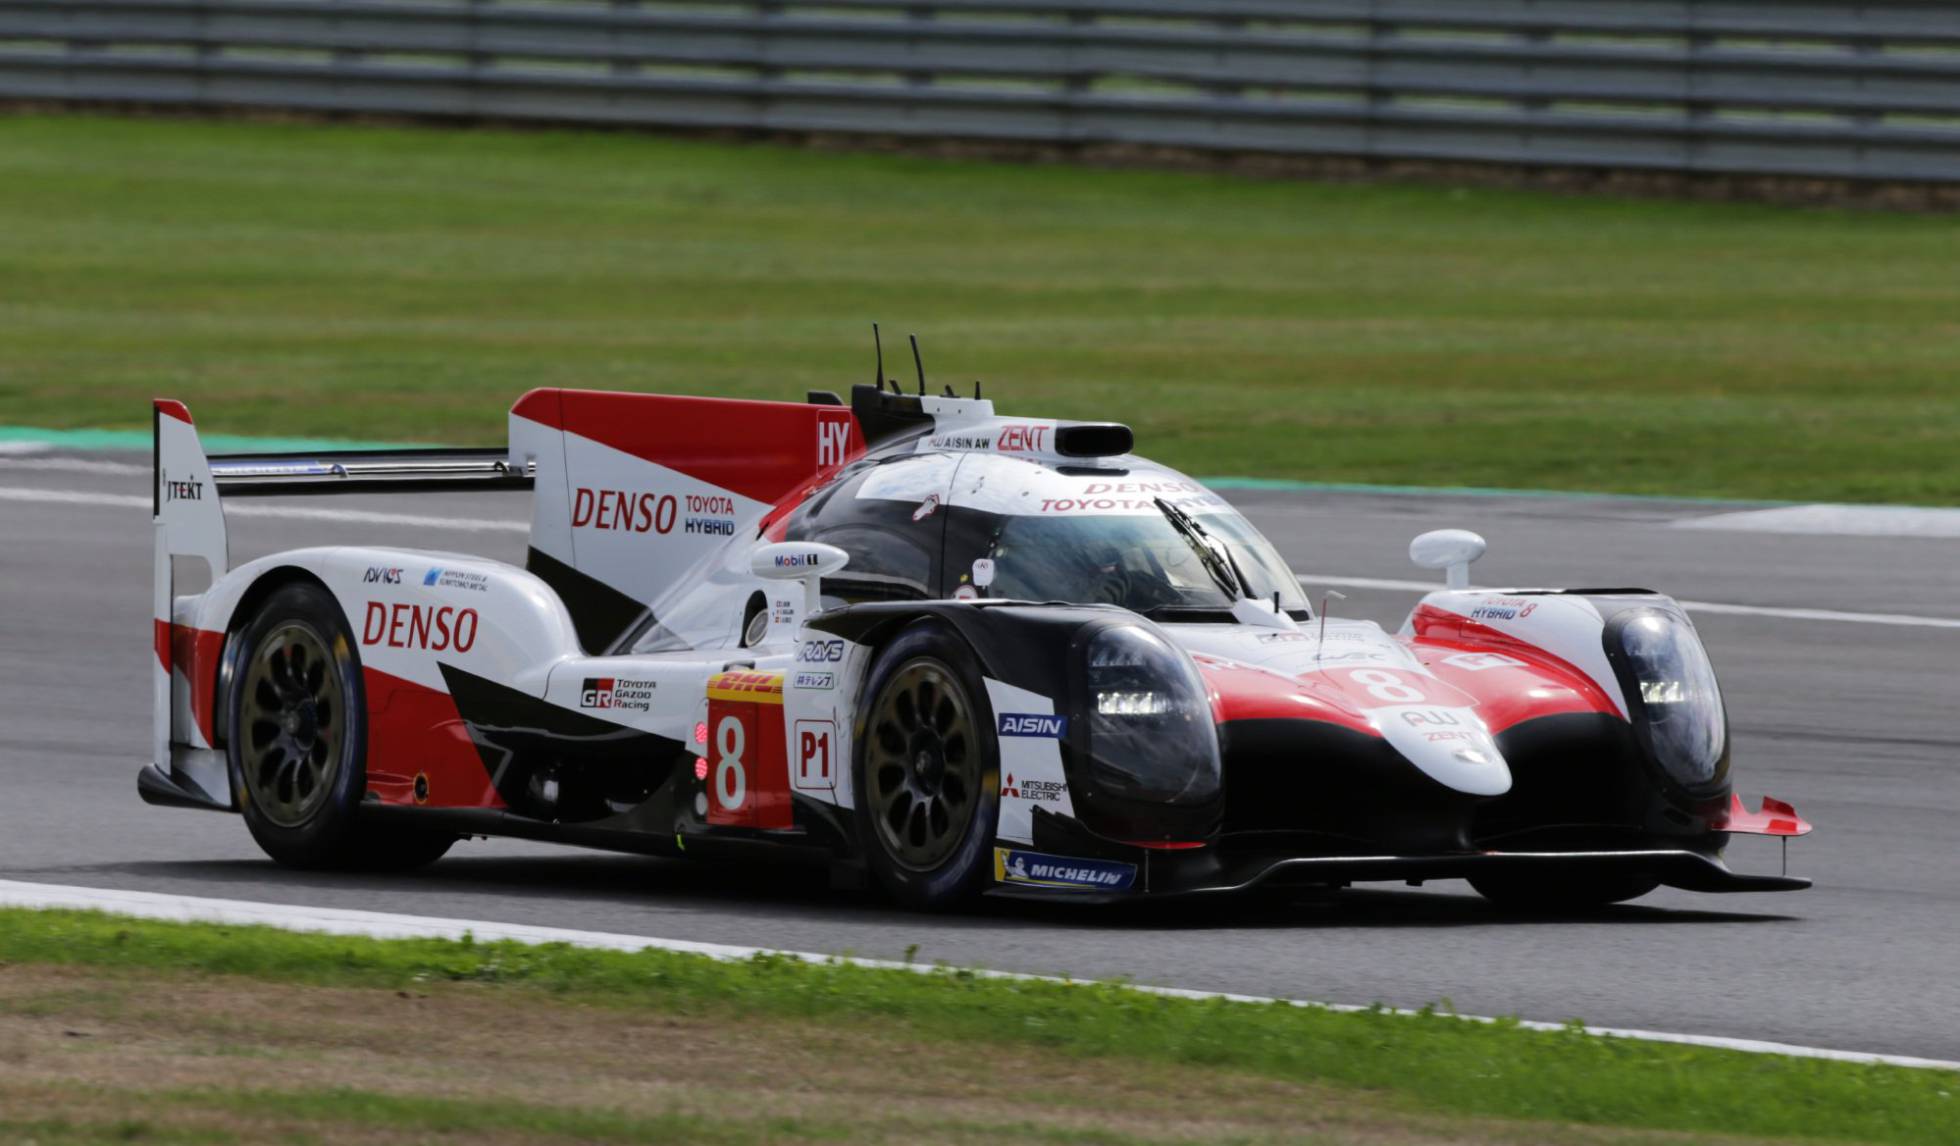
(966, 510, 1308, 616)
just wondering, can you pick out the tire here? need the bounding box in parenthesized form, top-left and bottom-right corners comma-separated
(1469, 871, 1659, 911)
(227, 580, 456, 871)
(851, 620, 1001, 910)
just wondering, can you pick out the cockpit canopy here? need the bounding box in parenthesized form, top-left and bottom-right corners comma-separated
(783, 450, 1308, 618)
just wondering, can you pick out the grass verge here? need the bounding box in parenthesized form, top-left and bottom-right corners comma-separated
(0, 908, 1950, 1144)
(0, 114, 1956, 503)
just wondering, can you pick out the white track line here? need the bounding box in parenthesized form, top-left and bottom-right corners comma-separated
(1, 485, 1952, 628)
(1295, 574, 1960, 631)
(0, 879, 1952, 1073)
(0, 487, 528, 534)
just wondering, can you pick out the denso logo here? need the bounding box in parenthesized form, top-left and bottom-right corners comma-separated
(361, 602, 478, 652)
(572, 488, 678, 534)
(363, 566, 403, 585)
(998, 713, 1067, 738)
(995, 424, 1049, 453)
(797, 639, 845, 663)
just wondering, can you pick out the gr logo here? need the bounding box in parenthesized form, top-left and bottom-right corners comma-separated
(580, 678, 615, 708)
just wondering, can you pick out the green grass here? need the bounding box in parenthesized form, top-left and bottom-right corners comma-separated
(0, 908, 1952, 1145)
(0, 113, 1956, 502)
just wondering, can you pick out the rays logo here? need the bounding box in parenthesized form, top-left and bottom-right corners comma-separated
(998, 713, 1067, 738)
(797, 639, 845, 663)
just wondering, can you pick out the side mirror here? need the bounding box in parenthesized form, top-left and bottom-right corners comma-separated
(1409, 529, 1486, 590)
(751, 542, 850, 616)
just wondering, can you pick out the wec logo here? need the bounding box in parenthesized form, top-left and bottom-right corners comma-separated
(998, 713, 1067, 738)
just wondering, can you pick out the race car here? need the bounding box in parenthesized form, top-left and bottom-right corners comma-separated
(142, 367, 1811, 909)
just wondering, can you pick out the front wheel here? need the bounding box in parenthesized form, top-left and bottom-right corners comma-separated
(1469, 871, 1659, 911)
(852, 621, 1000, 910)
(228, 581, 455, 871)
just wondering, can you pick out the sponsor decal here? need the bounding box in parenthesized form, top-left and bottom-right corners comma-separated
(573, 487, 676, 533)
(993, 847, 1136, 892)
(1256, 630, 1311, 643)
(683, 493, 738, 537)
(995, 424, 1049, 453)
(580, 676, 655, 712)
(773, 551, 826, 569)
(363, 566, 404, 585)
(911, 492, 941, 522)
(422, 567, 489, 593)
(952, 584, 979, 601)
(926, 433, 992, 451)
(1469, 597, 1540, 622)
(791, 671, 835, 690)
(706, 670, 785, 704)
(1439, 651, 1526, 673)
(160, 468, 204, 502)
(1399, 707, 1464, 729)
(999, 712, 1067, 738)
(360, 602, 478, 652)
(1000, 772, 1066, 803)
(1037, 494, 1229, 515)
(796, 638, 845, 664)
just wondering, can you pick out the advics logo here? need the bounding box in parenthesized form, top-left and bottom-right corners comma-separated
(998, 713, 1067, 738)
(363, 566, 403, 585)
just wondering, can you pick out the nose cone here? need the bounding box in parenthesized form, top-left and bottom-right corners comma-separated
(1373, 704, 1513, 797)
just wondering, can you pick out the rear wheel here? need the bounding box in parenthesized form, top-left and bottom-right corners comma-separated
(1469, 871, 1659, 911)
(229, 581, 455, 871)
(852, 622, 1000, 910)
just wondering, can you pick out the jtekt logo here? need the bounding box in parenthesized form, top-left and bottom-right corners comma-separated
(160, 469, 204, 503)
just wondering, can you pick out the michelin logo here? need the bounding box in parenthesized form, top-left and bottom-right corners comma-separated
(998, 712, 1067, 738)
(993, 848, 1135, 892)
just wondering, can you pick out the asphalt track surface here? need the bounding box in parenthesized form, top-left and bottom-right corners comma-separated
(2, 453, 1955, 1060)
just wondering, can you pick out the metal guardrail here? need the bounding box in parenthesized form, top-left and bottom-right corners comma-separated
(2, 0, 1956, 181)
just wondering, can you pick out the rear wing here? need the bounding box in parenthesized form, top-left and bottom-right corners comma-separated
(149, 398, 532, 795)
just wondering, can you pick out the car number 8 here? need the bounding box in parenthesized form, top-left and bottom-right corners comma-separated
(1349, 668, 1425, 703)
(715, 714, 747, 809)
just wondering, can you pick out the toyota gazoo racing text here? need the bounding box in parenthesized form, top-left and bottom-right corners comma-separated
(143, 374, 1810, 909)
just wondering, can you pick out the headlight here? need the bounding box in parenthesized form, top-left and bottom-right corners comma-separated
(1081, 624, 1220, 806)
(1611, 608, 1728, 790)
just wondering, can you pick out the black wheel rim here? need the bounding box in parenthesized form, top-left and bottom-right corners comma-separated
(866, 658, 980, 872)
(239, 621, 347, 828)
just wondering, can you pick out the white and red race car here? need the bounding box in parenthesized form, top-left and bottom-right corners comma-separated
(144, 373, 1810, 908)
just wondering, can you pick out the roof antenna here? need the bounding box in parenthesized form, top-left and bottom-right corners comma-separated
(1315, 590, 1348, 668)
(871, 323, 885, 392)
(974, 380, 983, 400)
(943, 384, 957, 398)
(909, 334, 926, 396)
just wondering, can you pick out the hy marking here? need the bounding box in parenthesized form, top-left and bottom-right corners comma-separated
(1295, 574, 1960, 632)
(0, 486, 528, 534)
(0, 879, 1953, 1073)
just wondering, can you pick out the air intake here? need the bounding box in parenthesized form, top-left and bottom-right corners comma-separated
(1054, 423, 1134, 458)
